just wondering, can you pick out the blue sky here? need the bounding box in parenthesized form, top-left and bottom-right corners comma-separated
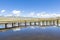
(0, 0, 60, 18)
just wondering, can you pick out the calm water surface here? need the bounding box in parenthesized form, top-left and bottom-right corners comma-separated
(0, 25, 60, 40)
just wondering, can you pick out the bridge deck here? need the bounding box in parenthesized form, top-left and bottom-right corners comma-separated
(0, 17, 59, 23)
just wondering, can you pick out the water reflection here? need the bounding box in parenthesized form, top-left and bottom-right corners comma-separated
(0, 25, 60, 40)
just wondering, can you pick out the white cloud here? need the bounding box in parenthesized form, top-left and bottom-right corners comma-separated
(1, 10, 23, 17)
(4, 14, 13, 17)
(37, 12, 60, 18)
(26, 12, 35, 17)
(29, 12, 35, 16)
(12, 10, 21, 16)
(26, 11, 60, 18)
(1, 10, 6, 13)
(36, 12, 50, 18)
(0, 10, 60, 18)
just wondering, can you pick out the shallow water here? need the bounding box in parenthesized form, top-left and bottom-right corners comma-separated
(0, 26, 60, 40)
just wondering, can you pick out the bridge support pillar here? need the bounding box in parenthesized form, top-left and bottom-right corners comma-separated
(25, 21, 26, 26)
(38, 22, 40, 26)
(53, 20, 55, 26)
(46, 21, 48, 26)
(5, 23, 8, 29)
(42, 21, 45, 26)
(34, 22, 36, 26)
(50, 21, 51, 26)
(50, 21, 53, 26)
(40, 21, 42, 26)
(44, 21, 46, 26)
(18, 23, 20, 27)
(30, 22, 32, 26)
(57, 19, 59, 26)
(12, 23, 14, 27)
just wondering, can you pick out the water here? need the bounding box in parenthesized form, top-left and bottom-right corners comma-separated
(0, 25, 60, 40)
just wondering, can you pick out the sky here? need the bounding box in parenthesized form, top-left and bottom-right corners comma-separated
(0, 0, 60, 18)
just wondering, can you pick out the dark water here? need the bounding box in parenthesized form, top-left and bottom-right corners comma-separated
(0, 26, 60, 40)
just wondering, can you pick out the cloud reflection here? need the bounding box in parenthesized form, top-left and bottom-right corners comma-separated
(12, 28, 21, 32)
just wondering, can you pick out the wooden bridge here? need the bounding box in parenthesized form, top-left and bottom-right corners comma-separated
(0, 17, 60, 30)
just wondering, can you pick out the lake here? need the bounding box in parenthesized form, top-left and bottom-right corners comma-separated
(0, 25, 60, 40)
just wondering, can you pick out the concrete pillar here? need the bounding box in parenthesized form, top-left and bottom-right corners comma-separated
(18, 23, 20, 27)
(53, 20, 55, 26)
(30, 22, 34, 26)
(44, 21, 46, 26)
(38, 21, 40, 26)
(42, 21, 43, 26)
(49, 21, 53, 26)
(40, 21, 43, 26)
(50, 21, 53, 26)
(48, 21, 50, 26)
(25, 21, 26, 26)
(12, 23, 14, 27)
(51, 21, 53, 26)
(57, 19, 59, 26)
(46, 20, 50, 26)
(30, 22, 32, 26)
(34, 22, 36, 25)
(46, 20, 49, 26)
(38, 21, 42, 26)
(54, 20, 57, 26)
(5, 23, 7, 28)
(49, 21, 51, 25)
(42, 21, 45, 26)
(49, 21, 52, 26)
(46, 20, 48, 26)
(46, 20, 52, 26)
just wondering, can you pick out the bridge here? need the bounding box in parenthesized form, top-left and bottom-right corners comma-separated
(0, 17, 60, 30)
